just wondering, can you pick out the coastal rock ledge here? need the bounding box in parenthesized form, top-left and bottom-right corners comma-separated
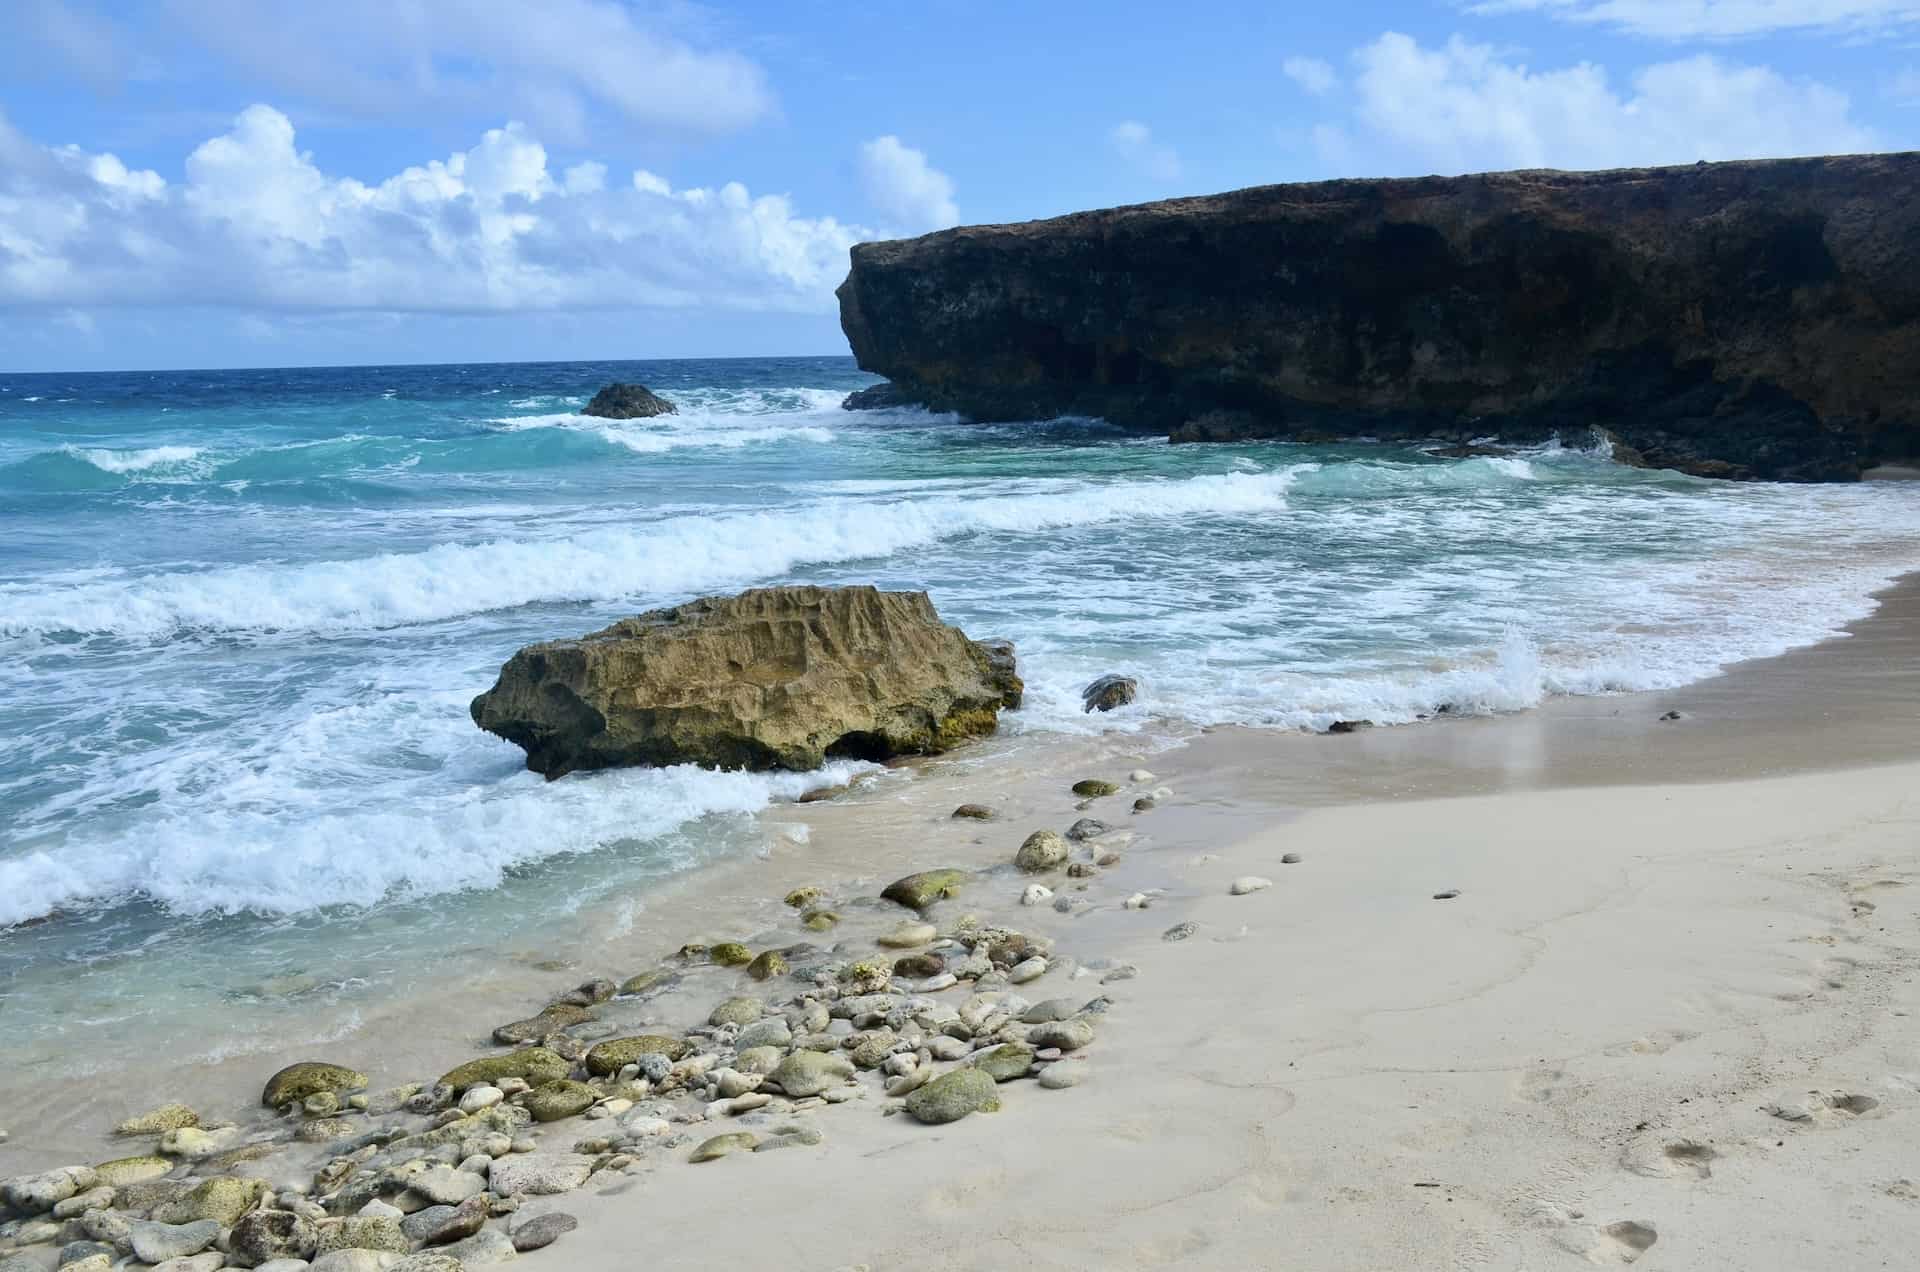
(472, 585, 1023, 778)
(837, 153, 1920, 481)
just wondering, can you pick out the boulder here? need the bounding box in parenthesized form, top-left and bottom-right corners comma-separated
(579, 382, 676, 419)
(1081, 675, 1138, 713)
(524, 1080, 596, 1122)
(767, 1051, 854, 1099)
(838, 154, 1920, 482)
(114, 1103, 200, 1136)
(487, 1154, 594, 1198)
(491, 1005, 594, 1045)
(471, 586, 1023, 778)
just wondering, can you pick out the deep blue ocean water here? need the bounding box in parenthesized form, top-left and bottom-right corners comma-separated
(4, 354, 1920, 1064)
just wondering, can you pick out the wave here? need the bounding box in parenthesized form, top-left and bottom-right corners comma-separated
(0, 468, 1302, 639)
(0, 752, 870, 928)
(66, 444, 206, 474)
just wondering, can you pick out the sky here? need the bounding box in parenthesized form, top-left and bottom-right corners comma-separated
(1, 0, 1917, 372)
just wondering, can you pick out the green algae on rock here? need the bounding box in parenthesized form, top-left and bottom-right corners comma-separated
(583, 1035, 689, 1076)
(261, 1061, 367, 1108)
(904, 1068, 1002, 1124)
(438, 1047, 570, 1091)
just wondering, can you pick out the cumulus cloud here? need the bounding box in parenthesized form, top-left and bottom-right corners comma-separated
(1108, 121, 1183, 182)
(856, 136, 960, 233)
(0, 104, 876, 314)
(1335, 32, 1879, 173)
(1462, 0, 1920, 39)
(1282, 56, 1338, 95)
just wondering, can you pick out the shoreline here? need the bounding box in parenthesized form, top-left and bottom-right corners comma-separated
(5, 576, 1920, 1268)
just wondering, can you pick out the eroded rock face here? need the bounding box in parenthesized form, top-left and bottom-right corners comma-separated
(838, 154, 1920, 481)
(580, 382, 676, 419)
(472, 586, 1023, 777)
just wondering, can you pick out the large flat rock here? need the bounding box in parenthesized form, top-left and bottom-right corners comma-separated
(472, 585, 1022, 777)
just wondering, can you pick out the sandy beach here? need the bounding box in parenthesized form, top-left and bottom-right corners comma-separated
(6, 581, 1920, 1271)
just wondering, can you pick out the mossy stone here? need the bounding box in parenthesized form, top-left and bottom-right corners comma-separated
(492, 1004, 594, 1045)
(745, 950, 788, 981)
(801, 910, 840, 931)
(91, 1157, 173, 1188)
(1071, 779, 1120, 798)
(617, 969, 672, 996)
(783, 887, 823, 909)
(881, 869, 969, 910)
(583, 1035, 689, 1077)
(688, 1132, 758, 1163)
(973, 1043, 1036, 1083)
(904, 1068, 1002, 1124)
(709, 943, 753, 967)
(708, 997, 762, 1027)
(524, 1080, 597, 1123)
(315, 1217, 409, 1254)
(153, 1176, 267, 1226)
(261, 1061, 368, 1108)
(438, 1047, 570, 1092)
(114, 1103, 199, 1136)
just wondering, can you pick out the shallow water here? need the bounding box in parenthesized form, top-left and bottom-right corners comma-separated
(4, 354, 1920, 1072)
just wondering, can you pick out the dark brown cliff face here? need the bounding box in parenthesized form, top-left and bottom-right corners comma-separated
(837, 154, 1920, 481)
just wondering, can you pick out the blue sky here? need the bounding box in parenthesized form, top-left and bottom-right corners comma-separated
(2, 0, 1917, 371)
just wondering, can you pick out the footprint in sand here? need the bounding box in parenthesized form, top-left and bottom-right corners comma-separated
(1604, 1029, 1698, 1058)
(1551, 1220, 1659, 1264)
(1513, 1067, 1571, 1104)
(1621, 1137, 1715, 1180)
(1601, 1221, 1660, 1263)
(1763, 1090, 1881, 1125)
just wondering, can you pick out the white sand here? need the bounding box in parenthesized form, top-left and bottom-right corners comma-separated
(557, 761, 1920, 1270)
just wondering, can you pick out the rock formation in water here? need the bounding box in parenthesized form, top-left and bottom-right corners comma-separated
(471, 586, 1024, 778)
(837, 153, 1920, 481)
(581, 382, 677, 419)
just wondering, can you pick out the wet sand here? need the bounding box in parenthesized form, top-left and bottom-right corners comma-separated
(5, 579, 1920, 1270)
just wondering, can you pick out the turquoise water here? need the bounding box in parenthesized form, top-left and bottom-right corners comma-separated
(4, 355, 1920, 1063)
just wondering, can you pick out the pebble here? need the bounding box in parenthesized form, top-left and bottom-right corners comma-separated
(1007, 956, 1049, 984)
(1038, 1065, 1085, 1089)
(1132, 797, 1156, 812)
(951, 803, 996, 820)
(1028, 1018, 1095, 1051)
(1129, 769, 1155, 782)
(917, 972, 958, 992)
(1433, 890, 1461, 900)
(1065, 818, 1112, 841)
(1229, 876, 1273, 895)
(1020, 884, 1053, 907)
(1100, 964, 1138, 983)
(1162, 921, 1197, 941)
(1124, 893, 1152, 910)
(1281, 852, 1303, 864)
(458, 1086, 503, 1114)
(435, 1229, 517, 1266)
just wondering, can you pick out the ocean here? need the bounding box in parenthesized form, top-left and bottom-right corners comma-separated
(4, 354, 1920, 1074)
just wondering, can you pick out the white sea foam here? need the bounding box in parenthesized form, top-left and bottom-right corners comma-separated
(0, 468, 1302, 638)
(62, 444, 205, 474)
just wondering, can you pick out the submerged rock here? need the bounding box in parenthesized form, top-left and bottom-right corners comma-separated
(439, 1048, 570, 1091)
(114, 1103, 200, 1136)
(471, 586, 1024, 778)
(881, 868, 969, 909)
(262, 1062, 367, 1109)
(1014, 831, 1068, 872)
(1081, 675, 1138, 713)
(580, 382, 676, 419)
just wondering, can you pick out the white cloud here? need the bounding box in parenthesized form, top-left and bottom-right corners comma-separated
(73, 0, 773, 144)
(1336, 32, 1879, 173)
(1108, 121, 1184, 182)
(1463, 0, 1920, 39)
(856, 135, 960, 233)
(1283, 56, 1338, 95)
(0, 104, 876, 314)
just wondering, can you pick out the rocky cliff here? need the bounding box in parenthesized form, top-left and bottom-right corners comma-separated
(837, 153, 1920, 481)
(472, 586, 1023, 778)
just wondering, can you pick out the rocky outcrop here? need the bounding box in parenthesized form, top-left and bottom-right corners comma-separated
(581, 382, 676, 419)
(471, 586, 1024, 778)
(838, 153, 1920, 481)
